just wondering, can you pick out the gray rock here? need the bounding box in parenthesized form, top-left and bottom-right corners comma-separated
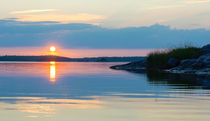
(168, 58, 179, 67)
(202, 44, 210, 50)
(110, 60, 146, 71)
(199, 44, 210, 55)
(179, 59, 197, 68)
(167, 49, 210, 75)
(198, 53, 210, 64)
(193, 53, 210, 68)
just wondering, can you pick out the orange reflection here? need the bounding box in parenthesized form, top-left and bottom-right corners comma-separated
(50, 61, 56, 82)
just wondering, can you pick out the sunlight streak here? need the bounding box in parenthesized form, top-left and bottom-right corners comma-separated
(50, 61, 56, 82)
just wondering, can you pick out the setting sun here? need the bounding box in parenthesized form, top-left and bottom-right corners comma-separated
(50, 46, 56, 52)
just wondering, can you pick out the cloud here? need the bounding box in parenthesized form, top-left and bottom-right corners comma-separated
(186, 0, 210, 4)
(0, 20, 209, 49)
(15, 14, 106, 23)
(147, 5, 183, 10)
(10, 9, 58, 14)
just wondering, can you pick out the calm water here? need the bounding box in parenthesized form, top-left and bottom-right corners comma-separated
(0, 62, 210, 121)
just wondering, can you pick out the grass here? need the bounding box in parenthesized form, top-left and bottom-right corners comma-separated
(147, 46, 201, 69)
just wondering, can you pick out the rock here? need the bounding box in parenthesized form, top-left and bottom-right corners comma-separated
(179, 59, 197, 69)
(193, 53, 210, 68)
(111, 44, 210, 76)
(195, 68, 210, 75)
(199, 44, 210, 55)
(110, 60, 146, 71)
(202, 44, 210, 50)
(167, 52, 210, 75)
(197, 53, 210, 64)
(168, 58, 179, 68)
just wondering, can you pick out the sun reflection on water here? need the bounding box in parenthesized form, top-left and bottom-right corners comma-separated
(50, 61, 56, 82)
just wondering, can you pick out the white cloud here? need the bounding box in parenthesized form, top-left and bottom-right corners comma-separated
(10, 9, 58, 14)
(15, 13, 106, 23)
(147, 5, 184, 10)
(185, 0, 210, 4)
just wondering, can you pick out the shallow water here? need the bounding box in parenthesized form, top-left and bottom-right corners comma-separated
(0, 62, 209, 121)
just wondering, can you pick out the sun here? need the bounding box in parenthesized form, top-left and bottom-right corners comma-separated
(50, 46, 56, 52)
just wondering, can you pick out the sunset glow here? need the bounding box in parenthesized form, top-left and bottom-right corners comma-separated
(0, 47, 156, 57)
(0, 0, 209, 121)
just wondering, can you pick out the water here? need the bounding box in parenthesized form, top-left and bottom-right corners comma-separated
(0, 62, 209, 121)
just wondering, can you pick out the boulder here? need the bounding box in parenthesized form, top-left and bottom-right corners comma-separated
(202, 44, 210, 49)
(197, 53, 210, 64)
(179, 59, 197, 69)
(199, 44, 210, 55)
(110, 60, 146, 71)
(168, 58, 179, 68)
(193, 53, 210, 68)
(168, 50, 210, 75)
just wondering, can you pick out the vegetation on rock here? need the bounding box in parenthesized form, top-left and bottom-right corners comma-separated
(147, 47, 201, 69)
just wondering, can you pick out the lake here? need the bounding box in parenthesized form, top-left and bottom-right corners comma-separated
(0, 62, 210, 121)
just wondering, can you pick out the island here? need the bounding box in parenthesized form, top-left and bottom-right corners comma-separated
(0, 56, 145, 62)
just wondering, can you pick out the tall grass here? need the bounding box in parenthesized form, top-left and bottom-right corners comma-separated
(147, 47, 201, 69)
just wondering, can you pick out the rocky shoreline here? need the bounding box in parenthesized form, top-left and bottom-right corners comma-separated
(110, 59, 147, 71)
(110, 44, 210, 76)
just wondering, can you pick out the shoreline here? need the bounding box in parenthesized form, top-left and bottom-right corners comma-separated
(111, 63, 210, 76)
(110, 44, 210, 76)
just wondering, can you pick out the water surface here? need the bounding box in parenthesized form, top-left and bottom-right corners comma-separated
(0, 62, 209, 121)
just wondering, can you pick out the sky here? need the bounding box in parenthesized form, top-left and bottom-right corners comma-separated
(1, 0, 210, 29)
(0, 0, 210, 57)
